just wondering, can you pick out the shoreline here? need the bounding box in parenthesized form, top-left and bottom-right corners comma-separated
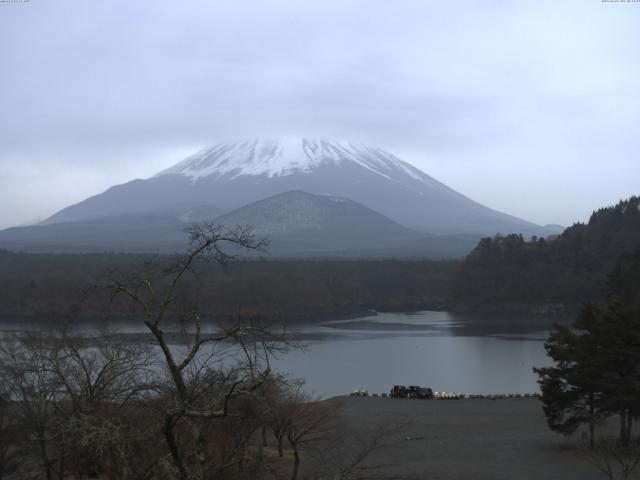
(0, 301, 576, 326)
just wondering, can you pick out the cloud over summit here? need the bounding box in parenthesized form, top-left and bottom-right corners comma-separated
(0, 0, 638, 228)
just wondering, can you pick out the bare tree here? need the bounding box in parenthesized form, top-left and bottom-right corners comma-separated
(102, 223, 297, 479)
(46, 325, 156, 413)
(0, 387, 19, 479)
(0, 333, 64, 480)
(308, 422, 414, 480)
(260, 376, 297, 458)
(46, 326, 158, 479)
(0, 324, 164, 480)
(584, 438, 640, 480)
(0, 223, 316, 479)
(281, 389, 335, 480)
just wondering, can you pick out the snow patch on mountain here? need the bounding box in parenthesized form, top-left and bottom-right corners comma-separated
(154, 138, 443, 190)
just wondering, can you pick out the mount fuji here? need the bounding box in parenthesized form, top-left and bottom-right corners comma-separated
(0, 139, 559, 256)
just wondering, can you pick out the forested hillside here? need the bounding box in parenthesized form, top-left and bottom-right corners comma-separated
(454, 196, 640, 307)
(0, 251, 455, 320)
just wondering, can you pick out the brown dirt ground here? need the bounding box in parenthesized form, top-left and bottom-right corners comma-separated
(314, 396, 636, 480)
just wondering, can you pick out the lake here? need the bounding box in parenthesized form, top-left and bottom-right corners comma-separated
(0, 310, 556, 399)
(271, 310, 554, 398)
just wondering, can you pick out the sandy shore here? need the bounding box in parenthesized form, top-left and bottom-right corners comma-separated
(321, 396, 618, 480)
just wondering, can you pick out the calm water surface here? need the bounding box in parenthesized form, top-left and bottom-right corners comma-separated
(271, 310, 553, 398)
(1, 310, 555, 398)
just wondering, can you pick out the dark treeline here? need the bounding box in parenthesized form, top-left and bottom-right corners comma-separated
(454, 196, 640, 308)
(0, 250, 456, 320)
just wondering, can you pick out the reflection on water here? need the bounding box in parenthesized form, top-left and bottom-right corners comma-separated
(0, 310, 556, 398)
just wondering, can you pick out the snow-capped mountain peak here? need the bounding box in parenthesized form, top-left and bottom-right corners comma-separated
(154, 138, 438, 187)
(38, 137, 546, 238)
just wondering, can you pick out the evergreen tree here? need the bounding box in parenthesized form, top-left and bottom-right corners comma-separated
(534, 303, 605, 445)
(535, 249, 640, 444)
(599, 251, 640, 444)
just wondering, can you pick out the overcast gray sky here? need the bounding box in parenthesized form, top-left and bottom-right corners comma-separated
(1, 0, 638, 229)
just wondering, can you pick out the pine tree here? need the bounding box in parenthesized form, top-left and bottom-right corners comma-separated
(534, 303, 605, 445)
(535, 250, 640, 444)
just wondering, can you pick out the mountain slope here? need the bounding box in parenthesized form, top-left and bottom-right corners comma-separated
(0, 214, 188, 253)
(214, 190, 411, 236)
(0, 190, 479, 257)
(212, 190, 420, 255)
(42, 139, 548, 236)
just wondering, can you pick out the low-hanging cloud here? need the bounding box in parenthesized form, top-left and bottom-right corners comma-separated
(0, 0, 638, 228)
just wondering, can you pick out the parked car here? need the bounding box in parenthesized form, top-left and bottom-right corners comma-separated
(408, 385, 434, 399)
(390, 385, 433, 399)
(390, 385, 409, 398)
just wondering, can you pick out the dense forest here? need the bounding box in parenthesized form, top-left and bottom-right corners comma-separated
(0, 251, 456, 321)
(1, 196, 638, 321)
(454, 196, 640, 309)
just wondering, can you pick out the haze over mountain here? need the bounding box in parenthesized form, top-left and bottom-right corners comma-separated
(43, 139, 554, 236)
(0, 190, 480, 257)
(0, 139, 563, 257)
(0, 214, 186, 254)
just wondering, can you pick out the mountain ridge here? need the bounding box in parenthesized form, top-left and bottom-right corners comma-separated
(41, 138, 553, 237)
(0, 190, 479, 257)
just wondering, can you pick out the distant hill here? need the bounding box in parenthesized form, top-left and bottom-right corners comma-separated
(215, 190, 411, 237)
(454, 196, 640, 306)
(0, 214, 187, 253)
(0, 190, 478, 258)
(213, 190, 482, 258)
